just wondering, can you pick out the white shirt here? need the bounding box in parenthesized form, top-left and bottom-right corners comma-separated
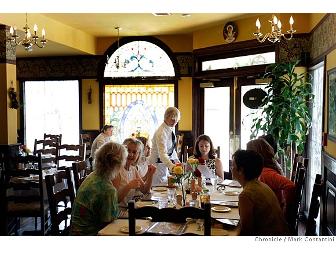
(149, 122, 179, 185)
(118, 165, 142, 207)
(91, 133, 110, 158)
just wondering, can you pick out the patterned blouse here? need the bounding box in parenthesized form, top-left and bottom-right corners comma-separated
(70, 172, 119, 235)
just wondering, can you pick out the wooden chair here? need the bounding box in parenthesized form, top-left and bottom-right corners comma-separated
(287, 164, 306, 235)
(44, 133, 62, 146)
(56, 144, 86, 171)
(80, 134, 92, 159)
(33, 139, 58, 170)
(72, 161, 89, 191)
(45, 169, 75, 235)
(3, 154, 49, 235)
(128, 200, 211, 236)
(305, 174, 323, 236)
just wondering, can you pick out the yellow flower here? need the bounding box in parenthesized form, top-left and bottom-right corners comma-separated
(187, 158, 199, 165)
(172, 165, 183, 175)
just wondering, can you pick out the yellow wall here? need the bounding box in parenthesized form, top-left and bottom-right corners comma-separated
(0, 63, 17, 144)
(96, 34, 193, 55)
(309, 13, 326, 31)
(82, 79, 100, 130)
(325, 49, 336, 157)
(193, 13, 311, 49)
(178, 77, 192, 131)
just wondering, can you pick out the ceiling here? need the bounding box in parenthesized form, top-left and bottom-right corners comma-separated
(1, 13, 252, 57)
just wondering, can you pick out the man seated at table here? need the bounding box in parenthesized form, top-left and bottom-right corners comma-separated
(232, 149, 290, 236)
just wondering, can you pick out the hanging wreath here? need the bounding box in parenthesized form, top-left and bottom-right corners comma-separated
(8, 87, 19, 109)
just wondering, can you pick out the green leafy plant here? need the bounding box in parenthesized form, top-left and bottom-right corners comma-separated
(251, 60, 314, 173)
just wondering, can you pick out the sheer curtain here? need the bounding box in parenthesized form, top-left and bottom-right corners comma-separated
(24, 80, 79, 150)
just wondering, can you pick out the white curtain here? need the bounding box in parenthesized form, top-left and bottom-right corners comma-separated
(24, 80, 79, 150)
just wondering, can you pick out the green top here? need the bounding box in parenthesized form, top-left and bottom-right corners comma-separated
(70, 172, 119, 235)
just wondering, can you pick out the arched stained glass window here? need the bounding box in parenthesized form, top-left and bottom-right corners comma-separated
(104, 41, 175, 77)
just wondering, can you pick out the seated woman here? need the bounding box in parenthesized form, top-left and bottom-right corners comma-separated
(246, 138, 295, 223)
(189, 134, 224, 180)
(112, 138, 156, 207)
(232, 149, 290, 235)
(70, 141, 126, 235)
(137, 136, 151, 178)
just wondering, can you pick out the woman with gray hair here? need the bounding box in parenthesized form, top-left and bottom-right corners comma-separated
(112, 138, 156, 206)
(149, 106, 181, 186)
(70, 141, 127, 235)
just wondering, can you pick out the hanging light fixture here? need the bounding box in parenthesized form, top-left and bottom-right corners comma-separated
(253, 15, 296, 43)
(7, 13, 47, 51)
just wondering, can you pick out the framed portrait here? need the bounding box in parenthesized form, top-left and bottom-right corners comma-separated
(328, 68, 336, 141)
(223, 22, 238, 43)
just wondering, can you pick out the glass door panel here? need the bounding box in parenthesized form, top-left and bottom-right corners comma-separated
(240, 84, 267, 149)
(204, 87, 230, 172)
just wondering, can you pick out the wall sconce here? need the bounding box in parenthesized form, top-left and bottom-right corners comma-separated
(8, 81, 19, 109)
(87, 86, 92, 104)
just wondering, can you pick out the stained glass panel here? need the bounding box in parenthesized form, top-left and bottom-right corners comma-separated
(104, 41, 175, 77)
(202, 52, 275, 71)
(104, 84, 174, 143)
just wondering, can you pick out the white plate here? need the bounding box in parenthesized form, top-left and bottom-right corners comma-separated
(211, 206, 231, 213)
(136, 201, 158, 208)
(223, 191, 240, 196)
(211, 201, 238, 207)
(120, 225, 142, 234)
(152, 187, 168, 192)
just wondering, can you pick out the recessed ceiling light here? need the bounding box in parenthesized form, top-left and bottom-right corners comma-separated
(152, 13, 172, 17)
(181, 13, 191, 17)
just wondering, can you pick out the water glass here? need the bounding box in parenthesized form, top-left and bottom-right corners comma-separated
(167, 187, 176, 205)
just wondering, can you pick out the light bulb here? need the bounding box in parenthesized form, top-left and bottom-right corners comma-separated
(273, 15, 278, 25)
(42, 28, 46, 38)
(9, 26, 14, 35)
(256, 18, 261, 29)
(278, 20, 282, 30)
(34, 24, 38, 32)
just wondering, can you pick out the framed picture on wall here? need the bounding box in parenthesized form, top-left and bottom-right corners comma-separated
(328, 68, 336, 141)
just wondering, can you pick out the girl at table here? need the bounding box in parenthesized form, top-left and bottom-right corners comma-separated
(70, 142, 126, 235)
(189, 134, 224, 180)
(112, 138, 156, 207)
(232, 149, 290, 235)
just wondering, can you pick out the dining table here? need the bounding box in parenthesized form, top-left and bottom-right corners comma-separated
(98, 179, 242, 236)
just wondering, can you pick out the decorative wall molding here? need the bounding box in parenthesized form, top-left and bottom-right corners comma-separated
(175, 53, 193, 77)
(310, 14, 336, 61)
(16, 55, 102, 80)
(0, 25, 16, 64)
(278, 35, 310, 64)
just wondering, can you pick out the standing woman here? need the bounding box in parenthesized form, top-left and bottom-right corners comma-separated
(113, 138, 156, 206)
(149, 107, 181, 186)
(70, 142, 126, 235)
(190, 134, 224, 180)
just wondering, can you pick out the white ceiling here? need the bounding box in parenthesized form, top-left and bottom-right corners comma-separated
(5, 13, 251, 57)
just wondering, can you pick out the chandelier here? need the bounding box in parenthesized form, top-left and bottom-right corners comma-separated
(106, 26, 127, 69)
(253, 15, 296, 43)
(7, 13, 47, 51)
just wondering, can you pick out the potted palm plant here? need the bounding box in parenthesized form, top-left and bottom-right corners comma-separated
(251, 60, 314, 177)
